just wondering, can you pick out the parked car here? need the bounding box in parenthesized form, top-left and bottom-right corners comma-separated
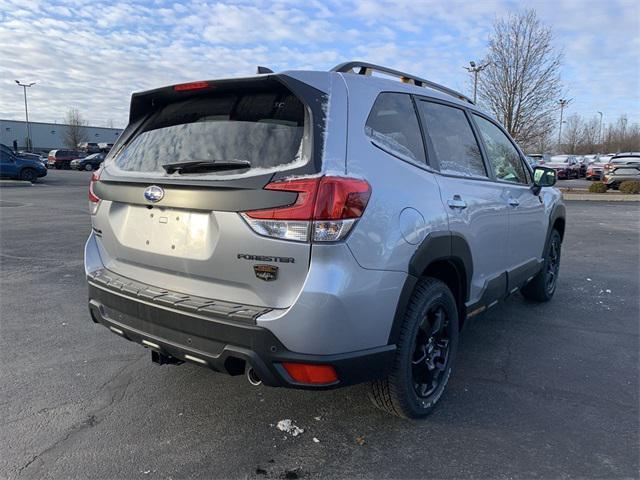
(546, 155, 580, 179)
(78, 142, 101, 154)
(526, 153, 551, 166)
(17, 151, 47, 167)
(603, 153, 640, 188)
(575, 155, 587, 177)
(83, 62, 565, 418)
(98, 142, 114, 153)
(586, 156, 611, 180)
(0, 143, 47, 182)
(47, 149, 84, 169)
(71, 152, 106, 171)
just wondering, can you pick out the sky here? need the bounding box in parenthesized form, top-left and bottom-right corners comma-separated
(0, 0, 638, 129)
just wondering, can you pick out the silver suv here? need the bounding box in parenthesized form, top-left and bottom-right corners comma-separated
(84, 62, 565, 418)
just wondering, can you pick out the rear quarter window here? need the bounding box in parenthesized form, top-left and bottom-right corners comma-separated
(365, 93, 426, 164)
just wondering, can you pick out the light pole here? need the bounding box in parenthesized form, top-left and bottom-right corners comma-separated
(597, 111, 603, 147)
(15, 80, 36, 152)
(464, 61, 490, 104)
(557, 98, 571, 146)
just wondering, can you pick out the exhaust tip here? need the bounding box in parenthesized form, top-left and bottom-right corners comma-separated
(246, 367, 262, 386)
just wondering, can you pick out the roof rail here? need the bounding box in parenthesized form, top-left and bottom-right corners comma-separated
(331, 61, 474, 105)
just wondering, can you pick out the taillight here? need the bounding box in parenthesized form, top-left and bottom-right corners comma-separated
(88, 170, 101, 214)
(241, 176, 371, 242)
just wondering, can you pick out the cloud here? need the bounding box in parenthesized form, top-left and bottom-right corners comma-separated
(0, 0, 637, 129)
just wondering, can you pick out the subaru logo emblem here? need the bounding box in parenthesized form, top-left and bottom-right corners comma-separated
(144, 185, 164, 203)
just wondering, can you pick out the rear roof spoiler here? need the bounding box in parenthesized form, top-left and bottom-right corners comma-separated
(332, 61, 474, 105)
(128, 75, 286, 124)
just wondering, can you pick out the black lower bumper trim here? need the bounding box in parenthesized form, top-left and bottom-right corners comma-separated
(88, 282, 395, 389)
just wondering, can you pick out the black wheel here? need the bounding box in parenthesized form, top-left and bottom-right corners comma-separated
(55, 164, 62, 170)
(369, 278, 459, 418)
(84, 164, 93, 171)
(522, 229, 561, 302)
(20, 168, 37, 183)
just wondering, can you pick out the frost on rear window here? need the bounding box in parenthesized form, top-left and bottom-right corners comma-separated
(105, 91, 311, 179)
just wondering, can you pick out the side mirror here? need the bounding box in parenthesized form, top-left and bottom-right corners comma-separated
(532, 166, 556, 194)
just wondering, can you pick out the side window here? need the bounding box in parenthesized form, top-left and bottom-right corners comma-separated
(365, 93, 426, 164)
(473, 115, 528, 184)
(417, 101, 486, 177)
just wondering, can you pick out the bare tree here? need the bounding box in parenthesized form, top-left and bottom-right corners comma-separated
(603, 115, 640, 153)
(578, 116, 600, 154)
(561, 114, 582, 154)
(63, 108, 88, 149)
(477, 10, 562, 151)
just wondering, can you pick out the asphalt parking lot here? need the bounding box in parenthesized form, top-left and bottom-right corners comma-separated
(1, 170, 638, 479)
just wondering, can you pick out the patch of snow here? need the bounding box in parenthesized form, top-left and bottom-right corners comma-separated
(276, 419, 304, 437)
(314, 416, 321, 421)
(313, 437, 320, 443)
(586, 278, 592, 281)
(606, 289, 612, 293)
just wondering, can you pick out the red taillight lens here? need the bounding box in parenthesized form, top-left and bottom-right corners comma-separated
(88, 171, 100, 203)
(282, 362, 338, 385)
(248, 178, 320, 220)
(241, 176, 371, 242)
(173, 81, 209, 91)
(313, 177, 371, 220)
(245, 176, 371, 221)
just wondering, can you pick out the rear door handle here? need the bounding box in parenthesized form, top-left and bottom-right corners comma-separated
(447, 197, 467, 209)
(508, 198, 520, 207)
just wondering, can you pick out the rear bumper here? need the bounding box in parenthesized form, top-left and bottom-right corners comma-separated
(87, 271, 394, 389)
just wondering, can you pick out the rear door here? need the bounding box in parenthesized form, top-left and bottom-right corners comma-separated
(416, 99, 510, 307)
(471, 113, 548, 290)
(91, 77, 326, 309)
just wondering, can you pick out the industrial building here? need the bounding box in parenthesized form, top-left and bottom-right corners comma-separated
(0, 119, 123, 154)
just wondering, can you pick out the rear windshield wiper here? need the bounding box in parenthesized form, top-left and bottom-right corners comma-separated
(162, 160, 251, 175)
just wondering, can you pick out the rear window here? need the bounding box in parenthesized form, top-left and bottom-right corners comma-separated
(105, 89, 311, 178)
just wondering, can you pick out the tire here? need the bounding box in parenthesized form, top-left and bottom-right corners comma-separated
(55, 164, 62, 170)
(20, 168, 38, 183)
(84, 164, 93, 171)
(369, 278, 459, 418)
(521, 229, 561, 302)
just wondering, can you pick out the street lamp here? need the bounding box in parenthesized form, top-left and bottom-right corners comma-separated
(597, 111, 603, 147)
(557, 98, 571, 146)
(15, 80, 36, 152)
(464, 61, 490, 104)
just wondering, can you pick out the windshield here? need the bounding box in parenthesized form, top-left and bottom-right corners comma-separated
(550, 156, 569, 163)
(105, 90, 311, 179)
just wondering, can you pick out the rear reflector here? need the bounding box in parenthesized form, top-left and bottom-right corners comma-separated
(282, 362, 338, 385)
(241, 176, 371, 242)
(173, 81, 209, 91)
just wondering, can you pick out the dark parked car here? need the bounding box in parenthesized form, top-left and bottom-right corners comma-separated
(0, 144, 47, 182)
(71, 152, 106, 171)
(17, 151, 47, 167)
(546, 155, 580, 179)
(47, 149, 84, 169)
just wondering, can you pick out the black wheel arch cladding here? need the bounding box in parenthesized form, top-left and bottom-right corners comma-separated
(388, 232, 472, 345)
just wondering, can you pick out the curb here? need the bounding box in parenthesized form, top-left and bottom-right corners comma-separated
(0, 180, 32, 187)
(562, 193, 640, 201)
